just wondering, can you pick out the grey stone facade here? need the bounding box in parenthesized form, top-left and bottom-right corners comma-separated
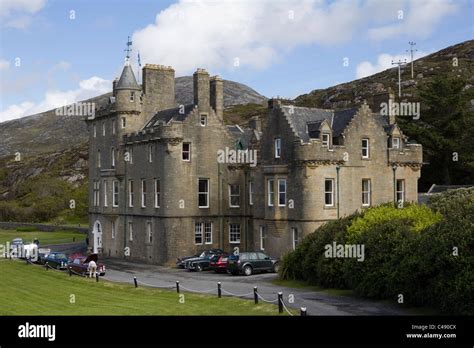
(86, 62, 422, 265)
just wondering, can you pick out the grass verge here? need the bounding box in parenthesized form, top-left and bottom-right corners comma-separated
(0, 260, 291, 316)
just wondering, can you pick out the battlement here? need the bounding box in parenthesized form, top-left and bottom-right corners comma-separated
(124, 122, 183, 144)
(144, 64, 175, 71)
(194, 68, 209, 74)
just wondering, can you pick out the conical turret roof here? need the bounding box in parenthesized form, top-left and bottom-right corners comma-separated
(116, 63, 141, 91)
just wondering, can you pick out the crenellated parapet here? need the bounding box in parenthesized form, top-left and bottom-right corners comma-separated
(388, 143, 423, 168)
(294, 142, 346, 165)
(123, 122, 184, 145)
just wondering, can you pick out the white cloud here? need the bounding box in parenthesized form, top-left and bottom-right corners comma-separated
(132, 0, 370, 74)
(0, 76, 110, 123)
(368, 0, 458, 40)
(0, 0, 46, 17)
(0, 0, 46, 29)
(131, 0, 458, 75)
(4, 15, 31, 29)
(0, 59, 10, 70)
(356, 51, 429, 79)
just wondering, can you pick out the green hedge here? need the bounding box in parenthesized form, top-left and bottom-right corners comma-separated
(280, 193, 474, 314)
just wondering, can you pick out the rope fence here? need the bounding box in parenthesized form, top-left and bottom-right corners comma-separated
(18, 258, 307, 316)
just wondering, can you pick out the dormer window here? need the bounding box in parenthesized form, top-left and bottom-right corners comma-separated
(200, 114, 207, 126)
(322, 133, 330, 147)
(130, 92, 135, 102)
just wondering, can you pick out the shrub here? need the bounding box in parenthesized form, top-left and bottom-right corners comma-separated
(406, 191, 474, 314)
(280, 213, 360, 288)
(343, 218, 417, 299)
(346, 203, 442, 242)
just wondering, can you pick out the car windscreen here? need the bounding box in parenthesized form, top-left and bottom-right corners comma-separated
(55, 254, 67, 259)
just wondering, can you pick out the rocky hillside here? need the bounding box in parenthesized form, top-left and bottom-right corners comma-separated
(295, 40, 474, 109)
(0, 78, 266, 158)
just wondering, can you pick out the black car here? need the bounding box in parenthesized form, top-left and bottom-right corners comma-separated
(185, 249, 225, 272)
(226, 252, 279, 276)
(177, 249, 224, 269)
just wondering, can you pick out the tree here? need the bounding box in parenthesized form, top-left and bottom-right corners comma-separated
(398, 77, 474, 191)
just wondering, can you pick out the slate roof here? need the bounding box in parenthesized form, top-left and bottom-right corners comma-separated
(116, 64, 141, 91)
(226, 125, 254, 148)
(281, 106, 358, 143)
(333, 108, 358, 137)
(144, 104, 194, 128)
(281, 106, 333, 143)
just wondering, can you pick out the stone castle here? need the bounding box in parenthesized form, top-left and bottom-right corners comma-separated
(86, 59, 423, 264)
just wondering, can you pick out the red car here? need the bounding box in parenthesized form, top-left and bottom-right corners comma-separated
(209, 254, 229, 273)
(68, 254, 106, 276)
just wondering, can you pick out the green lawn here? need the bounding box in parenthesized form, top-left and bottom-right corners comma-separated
(0, 229, 86, 246)
(0, 261, 290, 315)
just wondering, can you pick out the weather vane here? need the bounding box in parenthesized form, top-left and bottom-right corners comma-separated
(124, 36, 132, 60)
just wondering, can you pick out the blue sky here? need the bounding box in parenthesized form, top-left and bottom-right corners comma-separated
(0, 0, 473, 121)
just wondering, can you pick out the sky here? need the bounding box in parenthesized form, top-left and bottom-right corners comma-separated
(0, 0, 473, 122)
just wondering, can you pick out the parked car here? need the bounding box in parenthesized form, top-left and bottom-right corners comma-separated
(177, 249, 224, 269)
(226, 252, 279, 276)
(41, 252, 69, 270)
(185, 249, 225, 271)
(209, 254, 229, 273)
(68, 254, 106, 276)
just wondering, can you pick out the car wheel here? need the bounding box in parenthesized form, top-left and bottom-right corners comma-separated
(243, 265, 253, 276)
(196, 264, 203, 272)
(273, 262, 280, 273)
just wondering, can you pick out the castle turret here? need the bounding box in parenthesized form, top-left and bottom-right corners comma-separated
(115, 63, 142, 113)
(193, 68, 210, 111)
(114, 62, 144, 133)
(210, 75, 223, 120)
(142, 64, 176, 116)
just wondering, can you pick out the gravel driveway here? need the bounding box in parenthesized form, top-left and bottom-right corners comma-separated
(99, 257, 409, 316)
(46, 243, 409, 316)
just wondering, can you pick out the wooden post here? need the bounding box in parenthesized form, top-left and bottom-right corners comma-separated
(278, 292, 283, 313)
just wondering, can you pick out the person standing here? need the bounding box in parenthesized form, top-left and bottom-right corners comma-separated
(88, 259, 97, 278)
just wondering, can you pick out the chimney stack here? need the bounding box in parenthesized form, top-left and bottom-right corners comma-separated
(210, 75, 223, 119)
(193, 68, 210, 111)
(142, 64, 176, 115)
(249, 116, 261, 132)
(370, 87, 396, 125)
(268, 98, 282, 109)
